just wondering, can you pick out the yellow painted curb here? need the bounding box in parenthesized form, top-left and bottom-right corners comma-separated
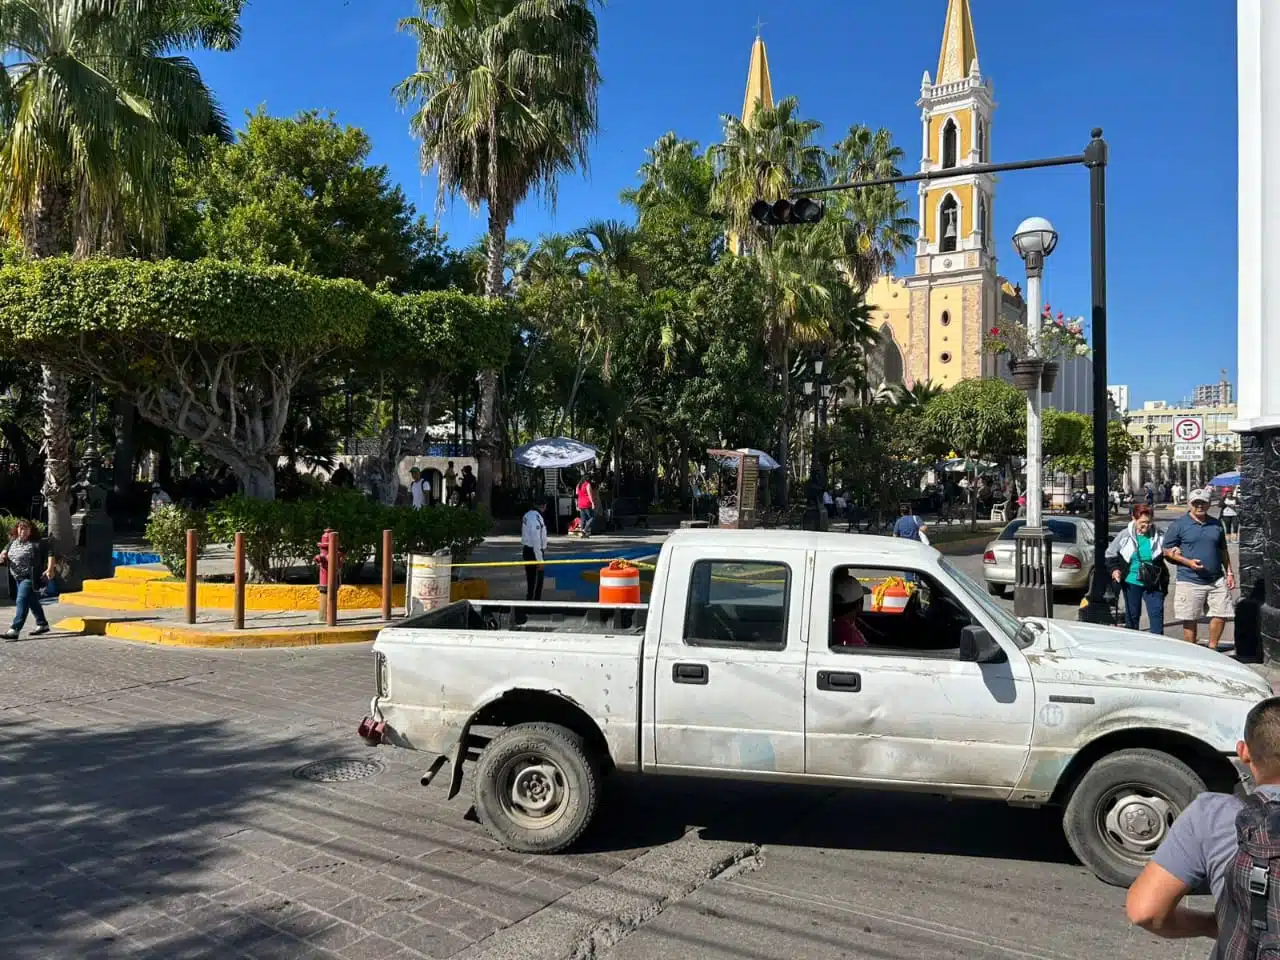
(56, 616, 379, 649)
(61, 576, 489, 613)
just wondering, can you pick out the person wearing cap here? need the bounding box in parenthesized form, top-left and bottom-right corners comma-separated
(1163, 488, 1235, 650)
(831, 575, 870, 647)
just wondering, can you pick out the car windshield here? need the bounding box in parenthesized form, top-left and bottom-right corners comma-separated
(998, 519, 1080, 543)
(939, 557, 1026, 646)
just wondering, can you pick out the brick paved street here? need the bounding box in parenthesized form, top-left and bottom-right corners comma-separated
(0, 635, 658, 959)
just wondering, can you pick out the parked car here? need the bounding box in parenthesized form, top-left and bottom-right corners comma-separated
(362, 529, 1265, 887)
(983, 516, 1096, 598)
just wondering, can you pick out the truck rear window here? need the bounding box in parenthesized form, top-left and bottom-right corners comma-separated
(683, 560, 790, 650)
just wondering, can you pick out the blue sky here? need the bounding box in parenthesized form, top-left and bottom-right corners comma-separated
(192, 0, 1237, 409)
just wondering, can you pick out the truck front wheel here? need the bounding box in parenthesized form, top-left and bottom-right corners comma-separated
(1062, 748, 1205, 887)
(473, 722, 601, 854)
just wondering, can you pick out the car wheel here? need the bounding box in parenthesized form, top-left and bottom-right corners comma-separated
(987, 583, 1005, 597)
(1062, 748, 1205, 886)
(473, 722, 601, 854)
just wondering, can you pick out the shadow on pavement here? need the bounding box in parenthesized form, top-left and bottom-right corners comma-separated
(0, 716, 329, 959)
(581, 773, 1074, 867)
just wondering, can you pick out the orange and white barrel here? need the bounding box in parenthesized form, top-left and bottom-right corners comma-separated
(871, 578, 912, 615)
(599, 561, 642, 604)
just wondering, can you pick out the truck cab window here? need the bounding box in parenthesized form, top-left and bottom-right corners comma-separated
(829, 566, 972, 657)
(684, 560, 790, 650)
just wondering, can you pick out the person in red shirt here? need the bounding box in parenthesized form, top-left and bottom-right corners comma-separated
(831, 575, 869, 647)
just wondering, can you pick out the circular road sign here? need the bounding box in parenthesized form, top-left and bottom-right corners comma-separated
(1173, 417, 1204, 443)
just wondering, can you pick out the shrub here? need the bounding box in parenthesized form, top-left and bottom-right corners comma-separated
(393, 505, 490, 565)
(145, 504, 208, 578)
(0, 513, 47, 538)
(208, 496, 313, 582)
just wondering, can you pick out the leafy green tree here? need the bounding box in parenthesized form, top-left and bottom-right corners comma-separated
(921, 378, 1025, 527)
(171, 110, 454, 291)
(397, 0, 602, 507)
(0, 0, 242, 572)
(826, 125, 916, 292)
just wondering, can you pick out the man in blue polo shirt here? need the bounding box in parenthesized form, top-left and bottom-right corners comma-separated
(1163, 487, 1235, 650)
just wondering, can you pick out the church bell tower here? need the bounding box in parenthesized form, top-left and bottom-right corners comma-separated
(904, 0, 1000, 387)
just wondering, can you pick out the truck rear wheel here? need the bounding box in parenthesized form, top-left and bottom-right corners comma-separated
(473, 722, 601, 854)
(1062, 748, 1205, 887)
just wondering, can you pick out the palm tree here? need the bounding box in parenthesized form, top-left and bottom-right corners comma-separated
(621, 132, 712, 220)
(0, 0, 240, 578)
(710, 96, 825, 251)
(573, 219, 644, 283)
(396, 0, 601, 507)
(827, 126, 916, 291)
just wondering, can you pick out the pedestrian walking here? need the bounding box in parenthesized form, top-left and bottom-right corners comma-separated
(459, 465, 477, 510)
(1221, 487, 1240, 542)
(1164, 487, 1235, 650)
(408, 467, 432, 510)
(520, 500, 548, 601)
(1104, 504, 1167, 634)
(1, 519, 55, 639)
(443, 460, 457, 505)
(575, 474, 597, 538)
(149, 482, 172, 515)
(1144, 482, 1155, 509)
(1126, 696, 1280, 949)
(892, 504, 929, 545)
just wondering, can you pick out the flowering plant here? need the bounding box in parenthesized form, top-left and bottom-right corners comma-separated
(982, 303, 1091, 362)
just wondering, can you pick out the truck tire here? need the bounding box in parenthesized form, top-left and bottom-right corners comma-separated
(1062, 748, 1205, 887)
(473, 722, 601, 854)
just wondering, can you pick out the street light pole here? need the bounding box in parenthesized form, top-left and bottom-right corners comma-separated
(1012, 217, 1059, 618)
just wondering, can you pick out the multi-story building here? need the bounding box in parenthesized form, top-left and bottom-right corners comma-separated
(1126, 402, 1241, 452)
(1192, 373, 1233, 408)
(1107, 385, 1130, 415)
(739, 0, 1093, 413)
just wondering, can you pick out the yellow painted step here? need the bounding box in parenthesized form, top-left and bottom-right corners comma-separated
(113, 566, 169, 582)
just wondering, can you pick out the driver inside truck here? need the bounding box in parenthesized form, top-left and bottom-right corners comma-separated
(831, 575, 869, 648)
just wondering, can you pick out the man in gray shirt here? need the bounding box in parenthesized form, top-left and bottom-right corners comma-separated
(1126, 697, 1280, 942)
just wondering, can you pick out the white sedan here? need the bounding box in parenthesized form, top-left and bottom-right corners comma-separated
(983, 517, 1096, 597)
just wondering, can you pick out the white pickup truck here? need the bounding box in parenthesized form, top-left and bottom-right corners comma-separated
(362, 529, 1269, 886)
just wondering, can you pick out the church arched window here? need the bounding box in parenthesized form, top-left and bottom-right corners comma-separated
(977, 193, 987, 247)
(939, 194, 959, 253)
(879, 324, 904, 386)
(941, 118, 958, 169)
(976, 119, 986, 162)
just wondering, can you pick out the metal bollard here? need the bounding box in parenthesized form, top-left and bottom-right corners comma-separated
(185, 528, 198, 624)
(233, 532, 246, 630)
(381, 529, 393, 621)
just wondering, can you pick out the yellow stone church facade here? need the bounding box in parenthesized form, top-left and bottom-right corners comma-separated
(742, 0, 1040, 394)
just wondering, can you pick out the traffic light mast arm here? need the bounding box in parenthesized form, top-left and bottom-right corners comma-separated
(791, 152, 1087, 198)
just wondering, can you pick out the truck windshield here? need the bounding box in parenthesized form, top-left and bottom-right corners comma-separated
(938, 558, 1027, 646)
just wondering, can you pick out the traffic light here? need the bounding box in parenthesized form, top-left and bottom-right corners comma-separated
(750, 197, 825, 226)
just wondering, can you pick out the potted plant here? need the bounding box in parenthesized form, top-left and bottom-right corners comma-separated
(982, 324, 1044, 391)
(1037, 305, 1091, 392)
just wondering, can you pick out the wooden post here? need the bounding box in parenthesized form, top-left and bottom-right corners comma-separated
(326, 529, 340, 627)
(184, 528, 197, 624)
(233, 532, 246, 630)
(381, 528, 393, 621)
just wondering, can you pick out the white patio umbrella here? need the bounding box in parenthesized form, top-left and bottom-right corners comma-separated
(715, 448, 781, 471)
(514, 436, 600, 470)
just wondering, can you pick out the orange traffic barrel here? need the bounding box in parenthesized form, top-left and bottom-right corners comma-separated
(871, 577, 912, 614)
(599, 561, 642, 604)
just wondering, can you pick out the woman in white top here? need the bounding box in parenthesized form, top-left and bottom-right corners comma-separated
(1221, 487, 1239, 541)
(520, 500, 549, 600)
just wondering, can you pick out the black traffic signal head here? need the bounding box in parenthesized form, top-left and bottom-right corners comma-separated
(750, 197, 825, 226)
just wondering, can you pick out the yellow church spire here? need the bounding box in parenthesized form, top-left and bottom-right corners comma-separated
(936, 0, 979, 84)
(741, 33, 773, 125)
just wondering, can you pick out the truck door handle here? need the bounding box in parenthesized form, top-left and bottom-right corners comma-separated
(672, 663, 709, 685)
(817, 670, 861, 693)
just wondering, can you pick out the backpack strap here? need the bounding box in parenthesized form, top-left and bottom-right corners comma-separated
(1239, 794, 1277, 932)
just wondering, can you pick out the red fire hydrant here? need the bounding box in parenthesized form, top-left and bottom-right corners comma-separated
(315, 530, 346, 620)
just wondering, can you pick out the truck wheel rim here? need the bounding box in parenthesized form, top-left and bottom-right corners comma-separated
(498, 754, 570, 830)
(1097, 785, 1176, 858)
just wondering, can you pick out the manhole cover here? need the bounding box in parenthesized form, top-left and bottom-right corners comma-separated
(293, 758, 384, 783)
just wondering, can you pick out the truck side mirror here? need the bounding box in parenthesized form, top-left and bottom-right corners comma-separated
(959, 625, 1007, 664)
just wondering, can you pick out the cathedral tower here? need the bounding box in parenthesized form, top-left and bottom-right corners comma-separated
(903, 0, 1001, 387)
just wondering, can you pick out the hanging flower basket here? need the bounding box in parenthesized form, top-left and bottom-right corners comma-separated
(1041, 362, 1060, 393)
(1008, 358, 1045, 393)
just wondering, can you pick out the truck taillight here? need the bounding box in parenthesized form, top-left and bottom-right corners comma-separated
(983, 551, 996, 564)
(1060, 554, 1082, 569)
(375, 652, 388, 696)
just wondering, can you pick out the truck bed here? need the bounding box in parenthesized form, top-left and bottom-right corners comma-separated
(399, 600, 648, 636)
